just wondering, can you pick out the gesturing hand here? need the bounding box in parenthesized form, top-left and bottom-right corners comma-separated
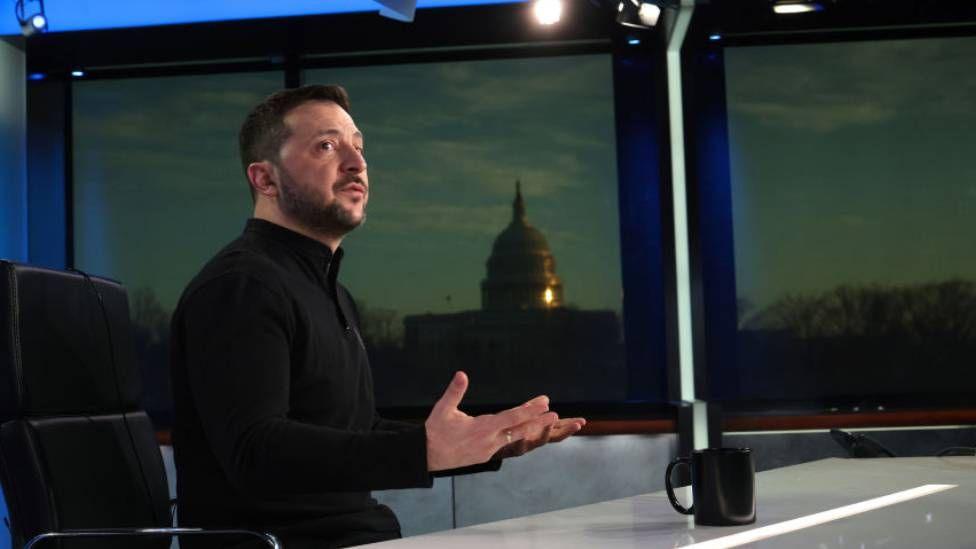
(425, 371, 557, 472)
(491, 416, 587, 460)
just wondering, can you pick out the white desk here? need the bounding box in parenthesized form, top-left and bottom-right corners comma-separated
(366, 457, 975, 548)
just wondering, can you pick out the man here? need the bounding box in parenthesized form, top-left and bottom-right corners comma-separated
(170, 85, 586, 548)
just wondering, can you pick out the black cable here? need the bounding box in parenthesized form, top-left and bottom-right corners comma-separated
(72, 268, 163, 526)
(14, 0, 45, 24)
(830, 428, 896, 458)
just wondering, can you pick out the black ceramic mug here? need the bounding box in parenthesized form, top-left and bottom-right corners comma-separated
(665, 447, 757, 526)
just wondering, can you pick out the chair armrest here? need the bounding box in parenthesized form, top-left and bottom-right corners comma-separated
(25, 526, 281, 549)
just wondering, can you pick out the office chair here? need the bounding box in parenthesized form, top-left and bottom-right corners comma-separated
(0, 261, 279, 549)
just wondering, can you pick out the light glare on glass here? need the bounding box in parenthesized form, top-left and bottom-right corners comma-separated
(534, 0, 562, 25)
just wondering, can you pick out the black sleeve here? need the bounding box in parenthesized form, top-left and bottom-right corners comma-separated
(371, 416, 502, 477)
(180, 272, 432, 497)
(371, 416, 420, 433)
(432, 460, 503, 477)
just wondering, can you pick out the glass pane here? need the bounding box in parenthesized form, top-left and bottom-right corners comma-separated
(73, 71, 284, 425)
(722, 36, 976, 405)
(305, 55, 626, 406)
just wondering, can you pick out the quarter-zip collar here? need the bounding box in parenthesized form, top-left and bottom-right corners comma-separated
(243, 218, 344, 286)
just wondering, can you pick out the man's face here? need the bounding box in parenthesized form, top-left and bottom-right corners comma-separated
(272, 100, 368, 236)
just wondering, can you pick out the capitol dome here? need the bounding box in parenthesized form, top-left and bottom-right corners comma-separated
(481, 181, 563, 311)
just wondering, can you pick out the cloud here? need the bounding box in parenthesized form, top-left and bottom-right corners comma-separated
(73, 75, 282, 193)
(368, 202, 510, 236)
(430, 55, 613, 116)
(726, 37, 976, 133)
(734, 99, 893, 132)
(367, 132, 601, 203)
(75, 57, 619, 238)
(546, 227, 590, 248)
(838, 214, 869, 227)
(301, 56, 620, 212)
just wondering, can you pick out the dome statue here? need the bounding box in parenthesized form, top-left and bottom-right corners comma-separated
(481, 181, 564, 310)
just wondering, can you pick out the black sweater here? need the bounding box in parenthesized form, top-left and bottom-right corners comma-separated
(170, 219, 433, 548)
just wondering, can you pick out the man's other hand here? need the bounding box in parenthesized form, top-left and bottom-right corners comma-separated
(425, 371, 563, 472)
(491, 415, 586, 460)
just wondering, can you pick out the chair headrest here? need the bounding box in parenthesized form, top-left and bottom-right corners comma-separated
(0, 261, 141, 422)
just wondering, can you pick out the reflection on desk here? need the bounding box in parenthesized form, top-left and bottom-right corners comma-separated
(364, 457, 975, 548)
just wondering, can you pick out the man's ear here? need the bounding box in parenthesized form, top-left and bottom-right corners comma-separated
(247, 161, 278, 199)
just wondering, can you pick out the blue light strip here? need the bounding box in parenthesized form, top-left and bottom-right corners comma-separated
(1, 0, 524, 36)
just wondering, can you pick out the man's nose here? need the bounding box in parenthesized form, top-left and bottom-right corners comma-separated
(342, 146, 367, 173)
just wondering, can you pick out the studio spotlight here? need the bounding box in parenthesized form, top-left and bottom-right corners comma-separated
(617, 0, 661, 29)
(533, 0, 563, 25)
(772, 1, 825, 14)
(15, 0, 47, 37)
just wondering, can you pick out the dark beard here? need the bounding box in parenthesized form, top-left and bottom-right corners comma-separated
(277, 169, 366, 237)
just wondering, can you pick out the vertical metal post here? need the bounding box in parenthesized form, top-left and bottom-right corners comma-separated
(666, 0, 709, 450)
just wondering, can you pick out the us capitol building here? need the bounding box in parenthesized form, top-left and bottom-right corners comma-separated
(400, 182, 626, 404)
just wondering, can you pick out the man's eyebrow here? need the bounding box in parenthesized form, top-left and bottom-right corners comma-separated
(312, 129, 364, 140)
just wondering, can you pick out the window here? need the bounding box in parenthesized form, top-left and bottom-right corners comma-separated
(306, 55, 629, 406)
(71, 52, 670, 419)
(710, 36, 976, 406)
(73, 71, 284, 424)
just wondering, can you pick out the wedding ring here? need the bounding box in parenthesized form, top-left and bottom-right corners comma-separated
(505, 430, 513, 444)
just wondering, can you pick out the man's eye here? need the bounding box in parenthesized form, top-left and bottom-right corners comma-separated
(320, 142, 336, 151)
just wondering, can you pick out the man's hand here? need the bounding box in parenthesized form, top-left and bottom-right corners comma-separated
(425, 371, 559, 472)
(492, 416, 586, 460)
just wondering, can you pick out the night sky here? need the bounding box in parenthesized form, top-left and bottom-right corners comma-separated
(725, 36, 976, 314)
(72, 55, 622, 318)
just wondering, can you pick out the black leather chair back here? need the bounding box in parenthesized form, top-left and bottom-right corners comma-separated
(0, 261, 171, 548)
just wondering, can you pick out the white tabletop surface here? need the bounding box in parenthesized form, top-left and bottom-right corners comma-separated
(364, 456, 976, 548)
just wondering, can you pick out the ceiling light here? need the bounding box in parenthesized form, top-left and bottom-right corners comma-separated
(15, 0, 48, 37)
(533, 0, 562, 25)
(638, 2, 661, 26)
(617, 0, 661, 29)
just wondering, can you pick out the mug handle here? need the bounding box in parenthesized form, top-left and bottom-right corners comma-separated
(665, 457, 694, 515)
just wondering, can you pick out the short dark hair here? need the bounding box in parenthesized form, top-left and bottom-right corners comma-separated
(238, 85, 352, 201)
